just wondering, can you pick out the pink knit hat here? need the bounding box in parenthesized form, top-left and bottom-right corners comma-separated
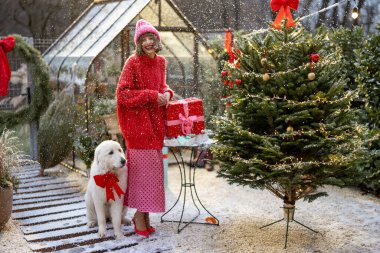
(134, 19, 160, 45)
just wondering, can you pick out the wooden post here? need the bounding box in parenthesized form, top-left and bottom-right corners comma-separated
(193, 35, 199, 97)
(121, 28, 130, 66)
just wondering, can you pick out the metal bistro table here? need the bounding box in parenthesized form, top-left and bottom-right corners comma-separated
(161, 138, 219, 233)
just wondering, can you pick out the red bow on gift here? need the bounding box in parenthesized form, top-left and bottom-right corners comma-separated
(94, 172, 125, 202)
(179, 113, 195, 135)
(0, 36, 15, 96)
(270, 0, 299, 29)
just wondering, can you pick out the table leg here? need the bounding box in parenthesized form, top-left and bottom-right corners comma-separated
(161, 147, 219, 233)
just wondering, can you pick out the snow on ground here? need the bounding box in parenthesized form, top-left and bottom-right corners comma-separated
(1, 164, 379, 253)
(137, 165, 380, 253)
(0, 219, 32, 253)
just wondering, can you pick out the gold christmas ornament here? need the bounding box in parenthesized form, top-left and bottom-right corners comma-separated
(263, 73, 270, 81)
(261, 58, 267, 65)
(286, 126, 294, 132)
(308, 72, 315, 80)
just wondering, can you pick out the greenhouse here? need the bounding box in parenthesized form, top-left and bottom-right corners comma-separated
(43, 0, 217, 98)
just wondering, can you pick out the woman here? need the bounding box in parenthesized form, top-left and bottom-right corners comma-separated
(116, 19, 173, 238)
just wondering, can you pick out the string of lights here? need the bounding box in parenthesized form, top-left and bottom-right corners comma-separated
(243, 0, 358, 38)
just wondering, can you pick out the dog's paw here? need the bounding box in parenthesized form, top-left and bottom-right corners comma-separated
(122, 218, 131, 226)
(114, 231, 125, 240)
(87, 221, 97, 228)
(98, 228, 107, 238)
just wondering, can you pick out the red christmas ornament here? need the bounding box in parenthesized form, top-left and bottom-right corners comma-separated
(270, 0, 299, 29)
(310, 53, 320, 63)
(0, 36, 15, 97)
(221, 70, 228, 77)
(229, 80, 234, 88)
(235, 79, 242, 85)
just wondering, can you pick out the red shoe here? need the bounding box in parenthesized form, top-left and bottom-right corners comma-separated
(132, 218, 150, 238)
(148, 226, 156, 234)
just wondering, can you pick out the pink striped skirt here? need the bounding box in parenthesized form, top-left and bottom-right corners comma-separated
(123, 149, 165, 213)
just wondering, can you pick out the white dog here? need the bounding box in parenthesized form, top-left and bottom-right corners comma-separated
(85, 140, 129, 239)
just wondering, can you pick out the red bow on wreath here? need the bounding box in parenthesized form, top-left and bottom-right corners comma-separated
(94, 172, 125, 202)
(0, 36, 15, 96)
(270, 0, 299, 29)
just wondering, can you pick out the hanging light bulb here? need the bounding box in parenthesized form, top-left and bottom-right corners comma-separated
(352, 6, 359, 19)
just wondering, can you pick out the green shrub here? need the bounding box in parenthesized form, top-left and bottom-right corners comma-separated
(38, 93, 76, 175)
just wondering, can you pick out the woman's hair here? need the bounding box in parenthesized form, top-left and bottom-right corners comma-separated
(135, 32, 163, 55)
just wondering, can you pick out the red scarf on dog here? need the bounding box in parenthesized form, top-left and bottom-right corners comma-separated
(94, 172, 125, 202)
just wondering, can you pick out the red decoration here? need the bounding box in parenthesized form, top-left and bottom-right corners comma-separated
(0, 36, 15, 96)
(225, 28, 234, 63)
(94, 172, 125, 202)
(310, 53, 320, 63)
(225, 28, 240, 68)
(235, 79, 242, 85)
(270, 0, 299, 29)
(229, 80, 234, 88)
(221, 70, 228, 77)
(165, 98, 205, 138)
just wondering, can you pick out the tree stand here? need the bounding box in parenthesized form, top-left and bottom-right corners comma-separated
(259, 204, 319, 249)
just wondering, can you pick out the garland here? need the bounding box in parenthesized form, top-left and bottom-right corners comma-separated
(0, 35, 51, 131)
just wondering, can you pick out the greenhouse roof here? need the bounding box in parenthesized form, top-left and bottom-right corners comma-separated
(43, 0, 210, 89)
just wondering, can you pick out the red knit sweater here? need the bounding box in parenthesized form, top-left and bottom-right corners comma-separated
(116, 54, 173, 149)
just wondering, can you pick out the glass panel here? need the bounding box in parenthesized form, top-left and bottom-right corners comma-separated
(72, 1, 132, 57)
(136, 0, 159, 26)
(48, 2, 119, 84)
(198, 42, 220, 126)
(161, 0, 187, 27)
(159, 32, 194, 98)
(66, 2, 120, 57)
(48, 0, 150, 89)
(44, 4, 103, 63)
(82, 0, 149, 61)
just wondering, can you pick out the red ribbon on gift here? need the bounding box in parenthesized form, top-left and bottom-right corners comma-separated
(94, 172, 125, 202)
(166, 100, 204, 136)
(0, 36, 15, 96)
(270, 0, 299, 29)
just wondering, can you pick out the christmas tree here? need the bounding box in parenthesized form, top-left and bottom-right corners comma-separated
(212, 20, 368, 212)
(357, 24, 380, 195)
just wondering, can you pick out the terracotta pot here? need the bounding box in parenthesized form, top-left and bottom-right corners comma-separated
(0, 186, 13, 229)
(102, 114, 120, 139)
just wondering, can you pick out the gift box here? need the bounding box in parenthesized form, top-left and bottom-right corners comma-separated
(165, 97, 205, 138)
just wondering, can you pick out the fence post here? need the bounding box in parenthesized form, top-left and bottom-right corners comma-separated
(26, 37, 38, 160)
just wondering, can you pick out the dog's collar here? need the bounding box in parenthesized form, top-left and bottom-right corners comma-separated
(93, 172, 125, 202)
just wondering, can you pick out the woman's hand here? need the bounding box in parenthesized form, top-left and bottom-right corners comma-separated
(164, 92, 171, 108)
(157, 93, 167, 107)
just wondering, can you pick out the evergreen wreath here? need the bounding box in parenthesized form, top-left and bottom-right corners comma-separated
(0, 35, 51, 131)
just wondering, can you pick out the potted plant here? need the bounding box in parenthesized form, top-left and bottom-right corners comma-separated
(107, 64, 121, 86)
(0, 129, 21, 229)
(93, 99, 119, 139)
